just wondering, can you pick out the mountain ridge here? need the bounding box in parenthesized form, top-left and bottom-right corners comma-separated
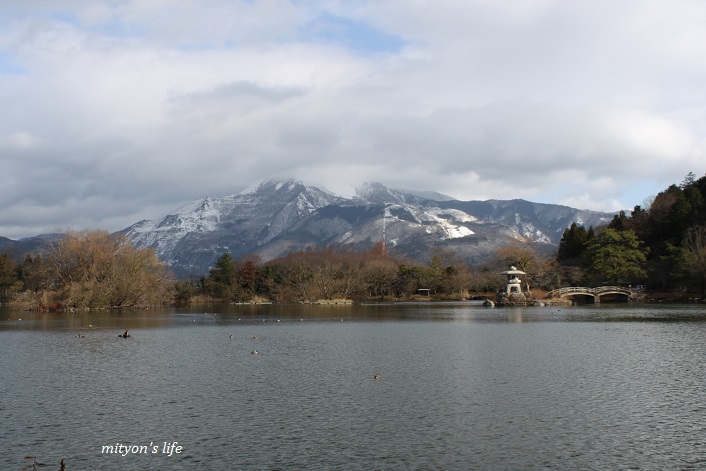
(0, 179, 615, 277)
(123, 179, 614, 277)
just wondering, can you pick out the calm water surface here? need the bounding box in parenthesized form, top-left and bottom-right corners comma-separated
(1, 302, 705, 470)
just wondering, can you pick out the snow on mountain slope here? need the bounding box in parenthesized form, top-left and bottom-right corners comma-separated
(125, 179, 340, 268)
(123, 179, 614, 276)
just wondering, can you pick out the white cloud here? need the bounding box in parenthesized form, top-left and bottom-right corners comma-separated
(0, 0, 705, 239)
(604, 109, 696, 162)
(0, 131, 41, 149)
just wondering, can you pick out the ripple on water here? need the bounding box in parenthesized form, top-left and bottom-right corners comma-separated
(1, 307, 705, 469)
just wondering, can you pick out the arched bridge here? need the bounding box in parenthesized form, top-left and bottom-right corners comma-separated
(545, 286, 632, 303)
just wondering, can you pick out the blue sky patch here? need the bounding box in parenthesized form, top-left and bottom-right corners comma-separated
(50, 10, 78, 25)
(0, 52, 25, 75)
(303, 12, 405, 55)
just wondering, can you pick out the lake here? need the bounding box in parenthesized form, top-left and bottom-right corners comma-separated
(1, 302, 705, 470)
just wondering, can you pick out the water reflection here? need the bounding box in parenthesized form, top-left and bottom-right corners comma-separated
(1, 302, 706, 470)
(3, 302, 706, 332)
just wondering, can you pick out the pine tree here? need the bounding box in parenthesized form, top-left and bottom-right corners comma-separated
(584, 229, 649, 285)
(557, 223, 591, 266)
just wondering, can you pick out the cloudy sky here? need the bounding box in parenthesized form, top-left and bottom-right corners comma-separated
(1, 0, 705, 239)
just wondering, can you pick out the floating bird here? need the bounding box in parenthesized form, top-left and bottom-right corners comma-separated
(251, 350, 259, 355)
(119, 330, 130, 338)
(374, 374, 381, 379)
(229, 335, 233, 339)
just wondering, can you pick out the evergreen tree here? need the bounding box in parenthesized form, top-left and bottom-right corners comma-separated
(206, 253, 240, 299)
(557, 223, 591, 265)
(584, 229, 649, 285)
(683, 225, 706, 297)
(608, 211, 630, 231)
(629, 205, 650, 242)
(648, 185, 689, 244)
(680, 171, 696, 189)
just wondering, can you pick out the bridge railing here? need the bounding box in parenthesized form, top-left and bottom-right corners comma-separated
(545, 286, 632, 299)
(596, 286, 632, 295)
(545, 287, 593, 298)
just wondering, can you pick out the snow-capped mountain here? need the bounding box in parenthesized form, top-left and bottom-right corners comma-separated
(123, 178, 614, 277)
(125, 179, 341, 275)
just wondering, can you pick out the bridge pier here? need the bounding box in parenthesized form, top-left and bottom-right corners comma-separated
(597, 293, 630, 303)
(571, 294, 597, 304)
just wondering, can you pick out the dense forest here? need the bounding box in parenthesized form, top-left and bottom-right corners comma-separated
(556, 171, 706, 297)
(1, 172, 705, 309)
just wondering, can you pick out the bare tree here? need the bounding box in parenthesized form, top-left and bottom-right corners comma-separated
(362, 259, 398, 299)
(43, 230, 173, 309)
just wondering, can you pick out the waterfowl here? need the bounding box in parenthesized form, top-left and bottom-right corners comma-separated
(374, 374, 381, 379)
(120, 330, 130, 338)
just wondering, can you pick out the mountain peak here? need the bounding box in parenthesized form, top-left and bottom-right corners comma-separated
(394, 188, 456, 202)
(239, 178, 310, 196)
(354, 182, 455, 204)
(355, 182, 405, 204)
(122, 179, 615, 277)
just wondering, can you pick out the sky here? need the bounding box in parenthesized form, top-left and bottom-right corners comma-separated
(1, 0, 705, 239)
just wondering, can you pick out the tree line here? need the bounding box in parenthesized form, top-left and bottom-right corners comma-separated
(180, 168, 706, 304)
(2, 172, 705, 309)
(554, 171, 706, 297)
(174, 242, 505, 304)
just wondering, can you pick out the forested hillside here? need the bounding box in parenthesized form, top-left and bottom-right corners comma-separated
(556, 172, 706, 296)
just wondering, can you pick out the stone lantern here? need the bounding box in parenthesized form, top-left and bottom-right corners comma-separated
(498, 266, 529, 305)
(501, 266, 525, 294)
